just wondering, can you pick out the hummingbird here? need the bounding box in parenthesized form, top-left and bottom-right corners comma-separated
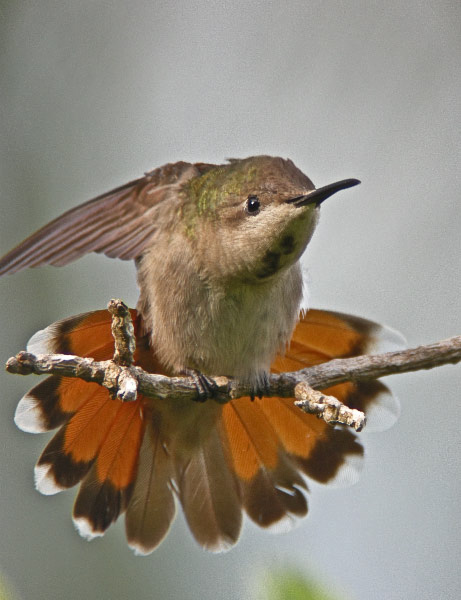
(0, 156, 401, 554)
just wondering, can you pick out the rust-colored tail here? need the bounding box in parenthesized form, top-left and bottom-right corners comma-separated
(14, 308, 403, 553)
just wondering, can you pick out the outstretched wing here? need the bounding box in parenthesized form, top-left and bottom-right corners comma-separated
(0, 161, 208, 275)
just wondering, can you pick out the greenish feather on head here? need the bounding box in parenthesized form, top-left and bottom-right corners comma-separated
(181, 158, 260, 237)
(186, 160, 259, 217)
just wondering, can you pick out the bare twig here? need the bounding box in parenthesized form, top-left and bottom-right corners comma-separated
(294, 383, 367, 432)
(107, 299, 136, 366)
(5, 300, 461, 431)
(281, 336, 461, 390)
(106, 299, 138, 401)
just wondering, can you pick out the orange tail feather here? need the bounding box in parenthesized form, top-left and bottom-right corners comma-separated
(15, 306, 403, 552)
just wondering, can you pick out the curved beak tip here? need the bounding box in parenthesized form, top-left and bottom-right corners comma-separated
(347, 178, 361, 187)
(288, 178, 361, 207)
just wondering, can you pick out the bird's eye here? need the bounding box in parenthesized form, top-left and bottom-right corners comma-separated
(246, 195, 260, 215)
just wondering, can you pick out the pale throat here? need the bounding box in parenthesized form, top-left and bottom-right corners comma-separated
(137, 237, 303, 386)
(200, 264, 303, 384)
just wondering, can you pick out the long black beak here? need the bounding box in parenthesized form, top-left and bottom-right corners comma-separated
(286, 178, 360, 207)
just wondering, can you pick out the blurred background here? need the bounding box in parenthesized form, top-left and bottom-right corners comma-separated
(0, 1, 460, 599)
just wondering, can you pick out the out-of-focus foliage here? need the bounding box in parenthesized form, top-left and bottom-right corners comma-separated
(261, 569, 343, 600)
(0, 573, 18, 600)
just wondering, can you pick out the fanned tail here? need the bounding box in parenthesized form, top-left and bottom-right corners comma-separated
(14, 307, 404, 552)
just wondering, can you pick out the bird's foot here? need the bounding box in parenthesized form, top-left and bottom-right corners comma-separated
(183, 368, 219, 402)
(250, 373, 271, 401)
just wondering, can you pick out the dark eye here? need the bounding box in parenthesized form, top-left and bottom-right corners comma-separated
(246, 195, 260, 214)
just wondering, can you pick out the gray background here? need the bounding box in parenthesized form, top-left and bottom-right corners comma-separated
(0, 1, 460, 599)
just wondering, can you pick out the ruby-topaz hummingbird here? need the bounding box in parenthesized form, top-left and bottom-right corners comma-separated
(0, 156, 400, 553)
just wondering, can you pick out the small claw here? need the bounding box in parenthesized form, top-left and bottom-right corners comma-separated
(257, 373, 271, 399)
(250, 373, 271, 401)
(183, 369, 218, 402)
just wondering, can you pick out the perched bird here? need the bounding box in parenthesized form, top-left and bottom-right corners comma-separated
(0, 156, 402, 554)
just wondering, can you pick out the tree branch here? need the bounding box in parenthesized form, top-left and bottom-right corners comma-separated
(5, 300, 461, 432)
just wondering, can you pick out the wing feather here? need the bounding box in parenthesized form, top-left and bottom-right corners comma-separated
(0, 162, 202, 275)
